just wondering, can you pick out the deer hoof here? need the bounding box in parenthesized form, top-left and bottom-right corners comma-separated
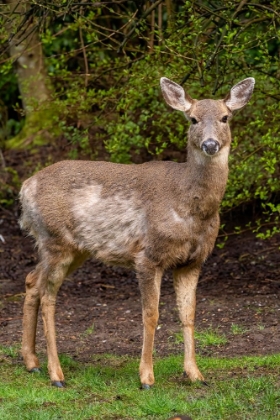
(141, 383, 152, 390)
(28, 367, 41, 373)
(183, 371, 208, 386)
(52, 381, 66, 388)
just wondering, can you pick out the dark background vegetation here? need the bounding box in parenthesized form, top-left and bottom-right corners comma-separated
(0, 0, 279, 239)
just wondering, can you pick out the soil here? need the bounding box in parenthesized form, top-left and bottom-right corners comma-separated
(0, 146, 280, 366)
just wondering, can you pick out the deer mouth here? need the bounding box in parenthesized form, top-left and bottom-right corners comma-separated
(201, 139, 220, 156)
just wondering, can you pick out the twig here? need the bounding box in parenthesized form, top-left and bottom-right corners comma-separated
(247, 3, 280, 17)
(148, 7, 155, 53)
(180, 13, 218, 85)
(2, 0, 21, 30)
(0, 204, 14, 217)
(0, 316, 23, 321)
(14, 23, 39, 47)
(234, 17, 272, 40)
(212, 54, 221, 95)
(218, 221, 279, 237)
(8, 4, 34, 44)
(118, 0, 164, 52)
(79, 7, 89, 88)
(0, 149, 6, 169)
(180, 64, 197, 85)
(204, 0, 248, 71)
(158, 1, 162, 45)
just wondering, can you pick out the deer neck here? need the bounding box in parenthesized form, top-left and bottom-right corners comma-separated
(181, 144, 230, 216)
(187, 143, 229, 176)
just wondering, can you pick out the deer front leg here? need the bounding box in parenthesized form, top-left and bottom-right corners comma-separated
(173, 264, 204, 382)
(39, 252, 73, 388)
(40, 267, 68, 387)
(137, 265, 163, 389)
(22, 268, 41, 372)
(41, 296, 64, 387)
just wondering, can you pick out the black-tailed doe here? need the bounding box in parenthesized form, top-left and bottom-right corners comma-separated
(20, 76, 255, 388)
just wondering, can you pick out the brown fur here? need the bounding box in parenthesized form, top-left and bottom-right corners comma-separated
(19, 76, 254, 387)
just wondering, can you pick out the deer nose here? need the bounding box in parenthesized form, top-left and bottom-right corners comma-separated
(201, 138, 220, 156)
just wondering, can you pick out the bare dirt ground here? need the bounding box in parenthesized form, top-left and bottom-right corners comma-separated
(0, 146, 280, 365)
(1, 209, 280, 363)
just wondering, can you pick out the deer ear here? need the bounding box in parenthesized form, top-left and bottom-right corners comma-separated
(160, 77, 193, 112)
(224, 77, 255, 111)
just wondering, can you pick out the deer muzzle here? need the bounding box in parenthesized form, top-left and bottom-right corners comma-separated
(201, 139, 220, 156)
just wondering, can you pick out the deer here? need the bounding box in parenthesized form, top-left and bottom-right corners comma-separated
(19, 76, 255, 388)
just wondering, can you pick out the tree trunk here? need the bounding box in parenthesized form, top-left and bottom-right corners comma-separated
(6, 0, 50, 114)
(5, 0, 57, 149)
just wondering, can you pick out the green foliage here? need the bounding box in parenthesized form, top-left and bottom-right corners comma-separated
(1, 1, 280, 234)
(0, 166, 20, 206)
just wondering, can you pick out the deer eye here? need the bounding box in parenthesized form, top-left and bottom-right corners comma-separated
(221, 115, 228, 123)
(190, 117, 198, 125)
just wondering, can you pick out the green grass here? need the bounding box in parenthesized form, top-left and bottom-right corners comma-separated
(0, 346, 280, 420)
(174, 326, 227, 348)
(230, 323, 248, 335)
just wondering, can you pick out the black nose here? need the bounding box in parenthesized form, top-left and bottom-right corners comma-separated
(201, 138, 220, 156)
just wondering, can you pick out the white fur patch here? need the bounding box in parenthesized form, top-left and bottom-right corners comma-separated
(192, 149, 206, 165)
(172, 209, 183, 223)
(70, 185, 146, 263)
(192, 146, 229, 166)
(20, 178, 38, 233)
(213, 145, 230, 167)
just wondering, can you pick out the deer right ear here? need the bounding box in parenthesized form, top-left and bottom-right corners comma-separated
(160, 77, 193, 112)
(224, 77, 255, 111)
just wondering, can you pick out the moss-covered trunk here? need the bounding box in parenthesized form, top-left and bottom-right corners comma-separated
(5, 0, 54, 149)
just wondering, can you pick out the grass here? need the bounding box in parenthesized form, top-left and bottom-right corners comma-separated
(174, 326, 227, 348)
(195, 328, 227, 347)
(0, 346, 280, 420)
(230, 323, 248, 335)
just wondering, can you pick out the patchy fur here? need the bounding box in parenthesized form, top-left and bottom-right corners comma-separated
(19, 76, 254, 387)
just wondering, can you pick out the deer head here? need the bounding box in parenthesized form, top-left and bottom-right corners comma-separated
(160, 77, 255, 158)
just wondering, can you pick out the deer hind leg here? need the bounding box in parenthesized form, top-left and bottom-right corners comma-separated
(22, 265, 42, 372)
(137, 263, 163, 388)
(173, 264, 204, 382)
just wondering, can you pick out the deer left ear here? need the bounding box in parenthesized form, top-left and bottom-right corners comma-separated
(224, 77, 255, 111)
